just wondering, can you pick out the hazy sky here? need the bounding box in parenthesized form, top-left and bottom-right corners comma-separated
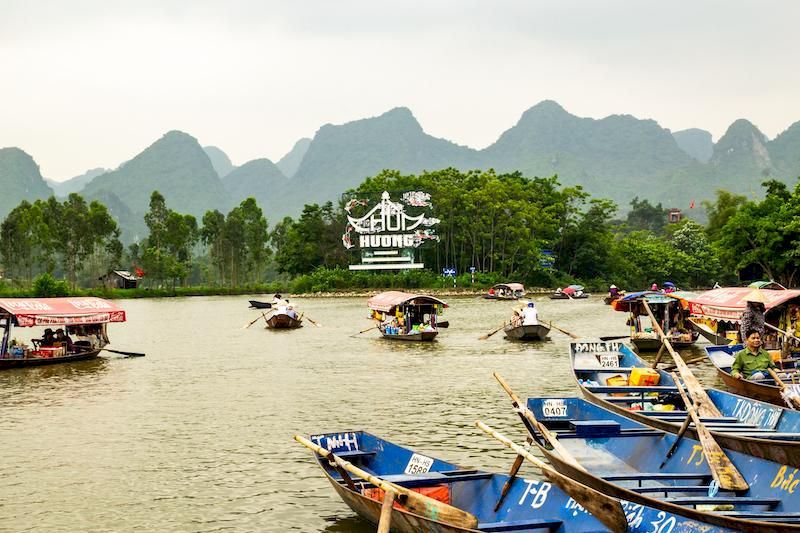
(2, 1, 799, 180)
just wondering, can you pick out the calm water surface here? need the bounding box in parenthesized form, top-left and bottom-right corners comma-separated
(0, 295, 723, 531)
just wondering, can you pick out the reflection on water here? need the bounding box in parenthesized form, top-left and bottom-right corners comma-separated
(0, 295, 726, 531)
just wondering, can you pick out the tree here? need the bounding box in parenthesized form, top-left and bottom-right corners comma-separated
(626, 197, 668, 234)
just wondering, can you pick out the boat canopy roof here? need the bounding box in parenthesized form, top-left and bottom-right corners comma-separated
(367, 291, 448, 313)
(748, 280, 786, 290)
(491, 283, 525, 291)
(611, 290, 695, 312)
(0, 297, 126, 327)
(687, 287, 800, 322)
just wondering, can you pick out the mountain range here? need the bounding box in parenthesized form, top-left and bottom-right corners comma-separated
(2, 100, 799, 243)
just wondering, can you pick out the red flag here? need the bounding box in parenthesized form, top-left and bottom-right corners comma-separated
(134, 267, 145, 277)
(689, 200, 695, 209)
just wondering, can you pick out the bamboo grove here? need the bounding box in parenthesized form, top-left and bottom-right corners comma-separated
(2, 169, 800, 291)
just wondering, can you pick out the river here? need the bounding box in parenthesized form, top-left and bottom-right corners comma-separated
(0, 295, 722, 531)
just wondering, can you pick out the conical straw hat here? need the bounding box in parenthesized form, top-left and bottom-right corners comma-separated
(744, 288, 769, 303)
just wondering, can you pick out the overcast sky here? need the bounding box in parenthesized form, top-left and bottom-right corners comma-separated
(2, 0, 798, 180)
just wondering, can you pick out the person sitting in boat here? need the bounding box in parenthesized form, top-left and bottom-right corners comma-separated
(520, 302, 539, 326)
(732, 330, 776, 381)
(55, 328, 73, 352)
(488, 287, 495, 297)
(286, 305, 298, 319)
(608, 284, 619, 298)
(40, 328, 56, 347)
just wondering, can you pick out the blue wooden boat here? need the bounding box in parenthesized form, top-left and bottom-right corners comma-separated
(302, 430, 729, 532)
(705, 344, 799, 406)
(523, 396, 800, 531)
(570, 340, 800, 467)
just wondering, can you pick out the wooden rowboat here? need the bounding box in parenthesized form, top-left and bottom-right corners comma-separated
(705, 344, 798, 406)
(379, 329, 438, 342)
(367, 291, 447, 343)
(265, 313, 303, 329)
(0, 297, 125, 369)
(523, 396, 800, 531)
(571, 339, 800, 467)
(301, 430, 722, 532)
(503, 323, 550, 341)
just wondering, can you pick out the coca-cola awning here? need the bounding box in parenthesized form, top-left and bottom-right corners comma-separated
(367, 291, 448, 313)
(687, 287, 800, 322)
(0, 297, 126, 327)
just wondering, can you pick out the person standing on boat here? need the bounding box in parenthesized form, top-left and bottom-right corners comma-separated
(739, 289, 767, 342)
(272, 293, 284, 308)
(732, 330, 775, 380)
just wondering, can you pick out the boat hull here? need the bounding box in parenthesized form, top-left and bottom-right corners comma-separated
(381, 331, 438, 342)
(705, 344, 789, 406)
(503, 323, 550, 340)
(549, 293, 588, 300)
(248, 300, 271, 309)
(266, 314, 303, 329)
(0, 349, 101, 369)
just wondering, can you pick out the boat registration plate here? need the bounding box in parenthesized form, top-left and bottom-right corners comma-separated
(599, 354, 619, 368)
(542, 399, 567, 417)
(404, 453, 434, 475)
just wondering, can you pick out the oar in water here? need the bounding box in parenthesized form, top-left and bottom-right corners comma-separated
(599, 334, 629, 341)
(293, 435, 479, 529)
(243, 310, 272, 329)
(548, 321, 580, 339)
(304, 315, 322, 327)
(476, 421, 628, 533)
(671, 372, 749, 492)
(351, 324, 380, 337)
(102, 348, 146, 357)
(768, 368, 800, 410)
(479, 321, 506, 340)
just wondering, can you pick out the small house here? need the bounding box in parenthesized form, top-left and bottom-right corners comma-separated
(667, 208, 681, 223)
(99, 270, 139, 289)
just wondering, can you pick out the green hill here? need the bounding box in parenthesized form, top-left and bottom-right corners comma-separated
(0, 147, 53, 219)
(222, 158, 289, 219)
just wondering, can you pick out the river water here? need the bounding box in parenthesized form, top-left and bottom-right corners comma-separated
(0, 295, 722, 532)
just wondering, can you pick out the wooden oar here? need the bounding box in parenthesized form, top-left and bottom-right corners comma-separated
(101, 348, 146, 357)
(641, 300, 722, 419)
(768, 368, 800, 410)
(243, 310, 271, 329)
(493, 436, 533, 512)
(476, 421, 628, 533)
(659, 412, 693, 468)
(548, 321, 580, 339)
(650, 342, 667, 369)
(479, 321, 506, 340)
(493, 372, 585, 469)
(304, 315, 322, 327)
(672, 373, 749, 492)
(351, 324, 380, 337)
(294, 435, 479, 529)
(377, 489, 397, 533)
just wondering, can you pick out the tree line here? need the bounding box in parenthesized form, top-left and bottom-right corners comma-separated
(1, 171, 799, 291)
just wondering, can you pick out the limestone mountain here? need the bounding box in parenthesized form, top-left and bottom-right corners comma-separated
(0, 147, 53, 219)
(482, 100, 695, 205)
(672, 128, 714, 163)
(47, 167, 109, 197)
(769, 121, 800, 179)
(81, 131, 231, 220)
(709, 119, 774, 191)
(277, 107, 480, 219)
(204, 146, 235, 178)
(222, 158, 289, 219)
(276, 137, 311, 178)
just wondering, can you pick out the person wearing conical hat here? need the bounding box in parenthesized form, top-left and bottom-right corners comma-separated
(739, 289, 767, 342)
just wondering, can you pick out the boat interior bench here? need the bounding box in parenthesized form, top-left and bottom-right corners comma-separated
(334, 450, 376, 460)
(478, 518, 562, 531)
(603, 473, 712, 486)
(378, 469, 493, 488)
(663, 496, 780, 508)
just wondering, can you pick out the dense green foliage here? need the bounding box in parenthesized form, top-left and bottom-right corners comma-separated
(3, 170, 800, 294)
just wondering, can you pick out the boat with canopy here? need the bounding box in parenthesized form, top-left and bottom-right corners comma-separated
(687, 287, 800, 347)
(484, 283, 525, 300)
(612, 291, 699, 350)
(0, 297, 125, 368)
(367, 291, 447, 341)
(297, 430, 725, 532)
(550, 284, 588, 299)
